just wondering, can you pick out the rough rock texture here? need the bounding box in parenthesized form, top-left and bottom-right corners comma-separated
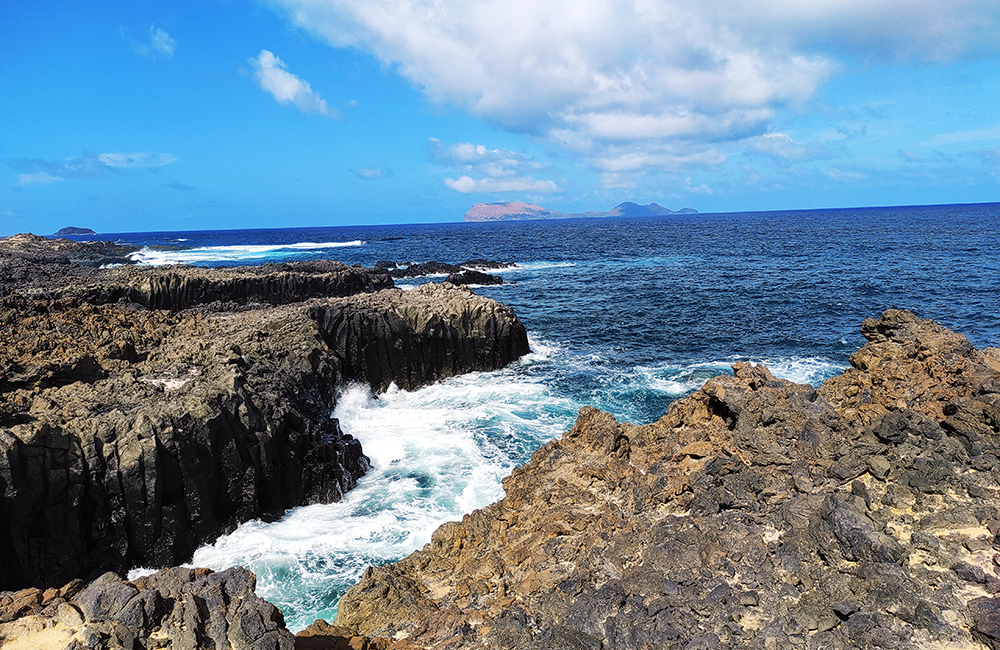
(0, 236, 530, 592)
(0, 234, 137, 295)
(445, 270, 503, 286)
(0, 234, 395, 309)
(309, 283, 528, 392)
(0, 567, 293, 649)
(333, 310, 1000, 650)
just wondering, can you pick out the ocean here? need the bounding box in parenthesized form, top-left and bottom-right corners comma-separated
(96, 202, 1000, 630)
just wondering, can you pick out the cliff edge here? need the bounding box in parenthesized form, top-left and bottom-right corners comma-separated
(332, 310, 1000, 650)
(0, 236, 530, 591)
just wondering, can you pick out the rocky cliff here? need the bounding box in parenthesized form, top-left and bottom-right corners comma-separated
(332, 310, 1000, 650)
(0, 236, 530, 592)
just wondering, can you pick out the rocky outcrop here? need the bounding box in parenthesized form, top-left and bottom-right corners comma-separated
(445, 270, 504, 286)
(381, 260, 514, 280)
(0, 234, 138, 295)
(0, 238, 530, 592)
(0, 567, 293, 649)
(310, 283, 528, 392)
(332, 310, 1000, 649)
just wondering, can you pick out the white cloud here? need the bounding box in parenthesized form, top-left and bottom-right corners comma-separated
(443, 175, 561, 194)
(353, 167, 384, 179)
(98, 152, 177, 168)
(17, 172, 61, 186)
(919, 124, 1000, 147)
(746, 133, 834, 162)
(250, 50, 337, 118)
(430, 138, 560, 194)
(123, 25, 176, 60)
(12, 151, 176, 185)
(264, 0, 1000, 177)
(824, 167, 869, 183)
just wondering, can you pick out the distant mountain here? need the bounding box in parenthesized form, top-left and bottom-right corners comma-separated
(464, 201, 697, 222)
(53, 226, 97, 236)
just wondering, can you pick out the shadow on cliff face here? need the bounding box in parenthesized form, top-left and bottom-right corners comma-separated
(0, 237, 530, 593)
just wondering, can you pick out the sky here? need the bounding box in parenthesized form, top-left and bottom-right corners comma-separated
(2, 0, 999, 235)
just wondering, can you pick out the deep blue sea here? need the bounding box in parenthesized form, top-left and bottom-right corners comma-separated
(90, 203, 1000, 629)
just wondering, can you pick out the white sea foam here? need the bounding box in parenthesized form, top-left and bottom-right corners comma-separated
(190, 346, 578, 631)
(637, 356, 845, 397)
(130, 240, 364, 266)
(188, 333, 843, 630)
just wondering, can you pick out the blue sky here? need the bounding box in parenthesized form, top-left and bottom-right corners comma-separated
(2, 0, 999, 235)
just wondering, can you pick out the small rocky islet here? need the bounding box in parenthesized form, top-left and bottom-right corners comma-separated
(3, 235, 1000, 649)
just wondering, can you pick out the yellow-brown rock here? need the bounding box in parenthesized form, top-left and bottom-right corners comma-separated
(334, 310, 1000, 650)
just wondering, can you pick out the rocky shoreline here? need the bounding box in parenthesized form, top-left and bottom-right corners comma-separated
(328, 310, 1000, 650)
(5, 235, 1000, 650)
(0, 236, 529, 597)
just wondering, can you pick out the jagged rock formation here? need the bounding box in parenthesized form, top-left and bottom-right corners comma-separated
(332, 310, 1000, 650)
(0, 236, 530, 592)
(445, 270, 504, 286)
(0, 234, 138, 294)
(0, 567, 292, 649)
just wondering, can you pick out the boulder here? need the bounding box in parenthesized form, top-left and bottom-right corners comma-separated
(0, 567, 293, 650)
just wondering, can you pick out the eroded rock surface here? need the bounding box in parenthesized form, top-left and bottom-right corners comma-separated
(0, 235, 529, 592)
(333, 310, 1000, 649)
(0, 567, 292, 650)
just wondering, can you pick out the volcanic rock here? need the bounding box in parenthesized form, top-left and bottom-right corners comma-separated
(0, 236, 530, 591)
(0, 567, 292, 650)
(445, 270, 503, 286)
(333, 310, 1000, 649)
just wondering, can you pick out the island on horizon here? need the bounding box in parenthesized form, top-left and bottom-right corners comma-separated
(464, 201, 698, 222)
(53, 226, 97, 237)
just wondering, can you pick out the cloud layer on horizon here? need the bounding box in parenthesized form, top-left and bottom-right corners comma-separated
(264, 0, 1000, 184)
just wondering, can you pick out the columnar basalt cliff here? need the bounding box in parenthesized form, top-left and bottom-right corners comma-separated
(332, 310, 1000, 650)
(0, 237, 530, 592)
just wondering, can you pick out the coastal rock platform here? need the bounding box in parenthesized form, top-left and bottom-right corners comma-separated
(330, 310, 1000, 650)
(0, 236, 530, 592)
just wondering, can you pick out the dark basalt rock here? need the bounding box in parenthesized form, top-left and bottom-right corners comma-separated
(332, 310, 1000, 650)
(0, 237, 530, 592)
(0, 567, 294, 650)
(445, 270, 503, 286)
(387, 260, 515, 279)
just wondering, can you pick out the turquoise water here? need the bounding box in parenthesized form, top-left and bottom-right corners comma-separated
(107, 203, 1000, 629)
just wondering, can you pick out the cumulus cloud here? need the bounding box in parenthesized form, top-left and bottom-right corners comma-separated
(12, 151, 176, 186)
(250, 50, 337, 118)
(429, 138, 560, 194)
(123, 25, 176, 59)
(353, 167, 384, 179)
(263, 0, 1000, 176)
(443, 176, 560, 194)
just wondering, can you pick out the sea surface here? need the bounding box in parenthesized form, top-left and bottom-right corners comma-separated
(97, 202, 1000, 630)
